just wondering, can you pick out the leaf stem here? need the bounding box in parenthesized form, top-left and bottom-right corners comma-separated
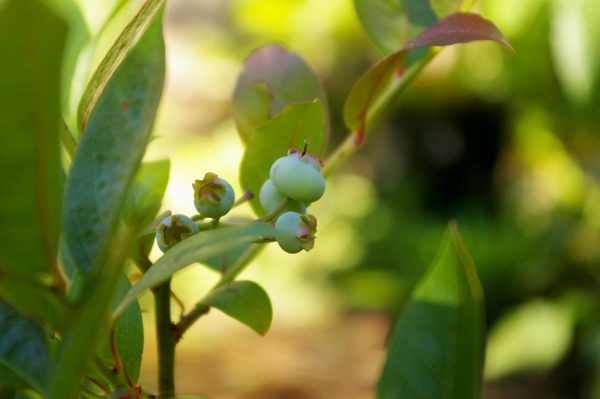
(322, 47, 439, 177)
(256, 197, 290, 222)
(152, 279, 176, 398)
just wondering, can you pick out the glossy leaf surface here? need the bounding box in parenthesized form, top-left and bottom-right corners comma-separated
(232, 44, 328, 145)
(62, 2, 165, 274)
(353, 0, 477, 55)
(377, 222, 484, 399)
(240, 100, 325, 216)
(344, 12, 513, 143)
(200, 280, 272, 336)
(77, 0, 165, 131)
(0, 0, 66, 281)
(114, 222, 275, 319)
(0, 301, 50, 393)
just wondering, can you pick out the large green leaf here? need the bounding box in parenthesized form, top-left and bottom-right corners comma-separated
(232, 43, 328, 146)
(239, 100, 325, 216)
(77, 0, 165, 131)
(344, 12, 514, 144)
(0, 301, 51, 393)
(113, 222, 275, 319)
(62, 1, 165, 274)
(200, 280, 272, 336)
(353, 0, 477, 55)
(377, 222, 484, 399)
(122, 159, 171, 230)
(0, 0, 66, 282)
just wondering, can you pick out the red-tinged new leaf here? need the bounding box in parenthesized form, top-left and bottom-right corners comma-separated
(403, 12, 515, 53)
(344, 12, 513, 143)
(232, 44, 328, 149)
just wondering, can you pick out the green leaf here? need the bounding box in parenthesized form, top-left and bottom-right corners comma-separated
(353, 0, 477, 55)
(201, 243, 253, 273)
(46, 226, 137, 399)
(70, 271, 144, 384)
(377, 222, 484, 399)
(62, 1, 165, 274)
(200, 280, 272, 336)
(0, 0, 66, 282)
(0, 278, 68, 332)
(239, 100, 325, 216)
(77, 0, 165, 131)
(344, 12, 513, 144)
(0, 300, 51, 393)
(113, 222, 275, 320)
(122, 159, 171, 230)
(232, 44, 328, 146)
(0, 364, 29, 390)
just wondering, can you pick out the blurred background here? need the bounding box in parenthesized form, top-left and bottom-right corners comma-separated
(74, 0, 600, 398)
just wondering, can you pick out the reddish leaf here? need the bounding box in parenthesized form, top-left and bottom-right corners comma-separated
(404, 12, 515, 53)
(232, 44, 328, 149)
(344, 12, 513, 144)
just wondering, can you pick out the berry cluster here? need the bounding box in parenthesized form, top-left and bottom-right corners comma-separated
(259, 142, 325, 253)
(154, 143, 325, 255)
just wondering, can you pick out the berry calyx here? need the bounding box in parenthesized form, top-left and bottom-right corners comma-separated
(193, 172, 235, 218)
(270, 144, 325, 203)
(259, 178, 307, 219)
(274, 211, 317, 254)
(156, 214, 199, 252)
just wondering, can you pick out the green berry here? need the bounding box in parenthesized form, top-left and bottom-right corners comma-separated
(274, 211, 317, 254)
(259, 178, 307, 218)
(270, 148, 325, 203)
(193, 172, 235, 218)
(156, 214, 199, 252)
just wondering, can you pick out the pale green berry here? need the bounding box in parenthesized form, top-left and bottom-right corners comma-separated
(259, 178, 307, 219)
(270, 148, 325, 203)
(156, 214, 199, 252)
(274, 211, 317, 254)
(193, 172, 235, 218)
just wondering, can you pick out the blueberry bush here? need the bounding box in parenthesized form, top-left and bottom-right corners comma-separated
(0, 0, 513, 398)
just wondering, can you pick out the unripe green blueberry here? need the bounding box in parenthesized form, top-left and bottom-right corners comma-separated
(270, 148, 325, 203)
(193, 172, 235, 218)
(274, 211, 317, 254)
(259, 178, 307, 218)
(156, 214, 199, 252)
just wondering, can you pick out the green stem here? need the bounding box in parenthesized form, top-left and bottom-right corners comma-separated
(153, 279, 176, 398)
(322, 47, 439, 177)
(256, 196, 290, 222)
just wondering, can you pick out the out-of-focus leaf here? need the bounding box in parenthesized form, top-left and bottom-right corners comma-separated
(62, 2, 165, 275)
(0, 0, 66, 282)
(0, 278, 68, 332)
(200, 280, 272, 336)
(353, 0, 477, 55)
(0, 301, 51, 393)
(344, 12, 513, 144)
(551, 0, 600, 104)
(240, 100, 325, 216)
(122, 159, 170, 230)
(232, 44, 328, 146)
(46, 226, 137, 399)
(377, 222, 484, 399)
(77, 0, 164, 131)
(201, 243, 253, 273)
(113, 223, 275, 320)
(0, 364, 29, 390)
(402, 12, 515, 52)
(70, 271, 144, 384)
